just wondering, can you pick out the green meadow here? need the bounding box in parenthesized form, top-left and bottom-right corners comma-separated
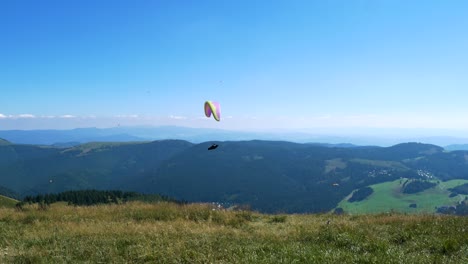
(338, 179, 468, 214)
(0, 202, 467, 263)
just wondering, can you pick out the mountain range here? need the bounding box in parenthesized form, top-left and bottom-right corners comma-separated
(1, 126, 468, 148)
(1, 138, 467, 213)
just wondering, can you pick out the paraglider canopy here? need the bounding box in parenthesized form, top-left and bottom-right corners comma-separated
(204, 101, 221, 121)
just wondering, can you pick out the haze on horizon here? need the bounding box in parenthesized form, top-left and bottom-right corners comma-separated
(2, 1, 468, 137)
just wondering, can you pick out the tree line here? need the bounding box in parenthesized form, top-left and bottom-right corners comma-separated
(22, 190, 180, 206)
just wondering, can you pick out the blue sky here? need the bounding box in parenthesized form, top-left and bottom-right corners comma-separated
(1, 0, 468, 134)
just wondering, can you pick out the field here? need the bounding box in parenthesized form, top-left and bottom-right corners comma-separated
(0, 202, 467, 263)
(337, 179, 468, 214)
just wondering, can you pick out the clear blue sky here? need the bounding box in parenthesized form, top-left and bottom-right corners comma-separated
(1, 0, 468, 133)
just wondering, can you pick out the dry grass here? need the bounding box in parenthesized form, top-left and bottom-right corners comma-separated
(0, 202, 467, 263)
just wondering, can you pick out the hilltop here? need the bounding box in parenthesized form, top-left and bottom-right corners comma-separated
(0, 202, 467, 263)
(0, 194, 18, 208)
(0, 138, 11, 145)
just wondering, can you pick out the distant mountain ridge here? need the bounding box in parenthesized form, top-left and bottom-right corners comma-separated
(2, 126, 468, 147)
(0, 185, 19, 200)
(0, 139, 467, 213)
(445, 144, 468, 151)
(0, 138, 11, 145)
(0, 128, 147, 145)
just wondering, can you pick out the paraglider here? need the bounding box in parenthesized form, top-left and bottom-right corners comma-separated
(204, 101, 221, 121)
(208, 144, 218, 150)
(204, 101, 221, 150)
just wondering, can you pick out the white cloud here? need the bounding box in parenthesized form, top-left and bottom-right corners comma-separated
(169, 115, 187, 120)
(59, 115, 76, 119)
(115, 114, 139, 119)
(18, 114, 35, 118)
(0, 114, 98, 119)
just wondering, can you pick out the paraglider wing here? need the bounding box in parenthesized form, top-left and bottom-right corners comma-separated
(204, 101, 221, 121)
(204, 101, 221, 150)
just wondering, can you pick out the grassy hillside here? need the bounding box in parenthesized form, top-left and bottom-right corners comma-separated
(0, 202, 466, 263)
(0, 140, 193, 195)
(143, 141, 422, 213)
(338, 179, 468, 214)
(0, 194, 18, 208)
